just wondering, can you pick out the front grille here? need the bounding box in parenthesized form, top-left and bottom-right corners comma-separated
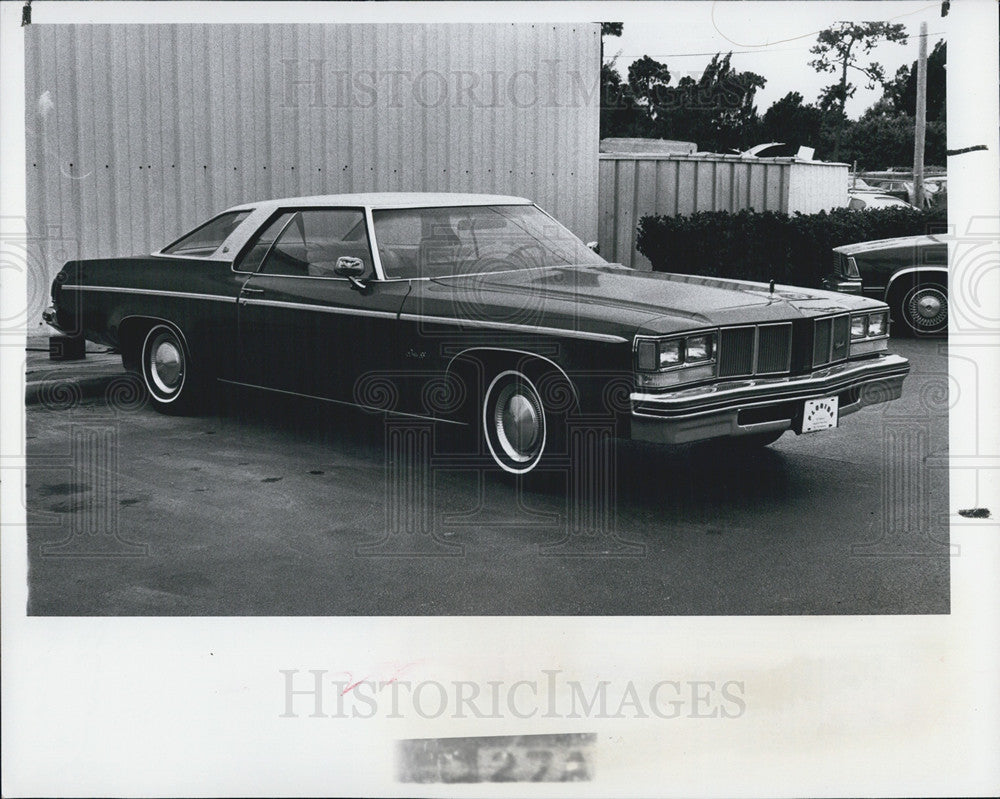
(757, 323, 792, 374)
(718, 327, 755, 377)
(812, 314, 850, 367)
(718, 323, 792, 378)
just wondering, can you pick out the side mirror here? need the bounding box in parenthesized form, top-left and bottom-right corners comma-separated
(334, 256, 367, 290)
(586, 241, 600, 254)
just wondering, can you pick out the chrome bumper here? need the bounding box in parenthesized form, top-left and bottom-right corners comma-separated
(822, 276, 864, 294)
(42, 306, 68, 333)
(629, 353, 910, 445)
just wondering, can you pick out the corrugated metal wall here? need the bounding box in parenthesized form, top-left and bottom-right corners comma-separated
(24, 23, 600, 327)
(599, 154, 849, 269)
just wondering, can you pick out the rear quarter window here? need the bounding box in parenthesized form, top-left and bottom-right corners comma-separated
(162, 210, 252, 257)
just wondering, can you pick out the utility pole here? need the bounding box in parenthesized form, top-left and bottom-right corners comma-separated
(913, 21, 928, 208)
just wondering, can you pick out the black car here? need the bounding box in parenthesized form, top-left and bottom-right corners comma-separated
(825, 234, 949, 335)
(44, 193, 910, 475)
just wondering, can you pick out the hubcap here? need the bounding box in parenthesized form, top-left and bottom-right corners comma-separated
(500, 393, 540, 456)
(147, 331, 184, 395)
(906, 287, 947, 330)
(916, 294, 942, 318)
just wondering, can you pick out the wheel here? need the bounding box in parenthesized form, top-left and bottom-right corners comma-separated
(482, 370, 550, 474)
(897, 281, 948, 336)
(140, 323, 202, 414)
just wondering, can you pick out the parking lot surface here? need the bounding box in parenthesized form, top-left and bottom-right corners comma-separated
(25, 338, 949, 615)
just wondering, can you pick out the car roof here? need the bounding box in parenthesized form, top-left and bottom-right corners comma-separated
(223, 192, 533, 213)
(156, 192, 538, 261)
(833, 233, 951, 255)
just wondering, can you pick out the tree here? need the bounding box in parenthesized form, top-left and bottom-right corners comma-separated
(655, 53, 765, 152)
(809, 22, 908, 159)
(840, 115, 946, 169)
(760, 91, 826, 148)
(628, 55, 671, 110)
(884, 39, 946, 121)
(601, 61, 652, 138)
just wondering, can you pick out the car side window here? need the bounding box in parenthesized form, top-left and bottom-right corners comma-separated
(162, 210, 252, 256)
(259, 209, 373, 278)
(236, 212, 295, 273)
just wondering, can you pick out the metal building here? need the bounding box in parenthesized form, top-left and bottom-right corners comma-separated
(599, 153, 850, 269)
(24, 23, 600, 328)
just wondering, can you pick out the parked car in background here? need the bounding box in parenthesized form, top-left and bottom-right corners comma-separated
(847, 192, 921, 212)
(44, 193, 910, 475)
(924, 176, 947, 196)
(865, 179, 912, 203)
(824, 233, 950, 336)
(849, 177, 878, 191)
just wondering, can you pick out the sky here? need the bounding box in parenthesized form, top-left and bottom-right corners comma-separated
(604, 1, 948, 119)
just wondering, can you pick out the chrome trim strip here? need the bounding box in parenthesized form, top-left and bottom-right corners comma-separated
(215, 378, 468, 425)
(240, 298, 398, 318)
(61, 285, 235, 303)
(399, 313, 628, 343)
(631, 353, 909, 414)
(445, 346, 581, 407)
(365, 207, 387, 282)
(150, 253, 228, 263)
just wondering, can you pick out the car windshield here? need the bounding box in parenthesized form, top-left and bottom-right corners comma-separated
(372, 204, 605, 279)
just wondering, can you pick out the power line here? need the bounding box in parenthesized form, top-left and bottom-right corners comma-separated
(708, 1, 941, 48)
(613, 32, 944, 61)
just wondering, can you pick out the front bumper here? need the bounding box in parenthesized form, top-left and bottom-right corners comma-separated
(822, 275, 864, 294)
(629, 353, 909, 445)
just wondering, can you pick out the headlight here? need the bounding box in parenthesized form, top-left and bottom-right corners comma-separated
(849, 310, 890, 357)
(658, 339, 682, 368)
(685, 335, 712, 362)
(635, 332, 718, 388)
(851, 315, 868, 339)
(867, 311, 887, 337)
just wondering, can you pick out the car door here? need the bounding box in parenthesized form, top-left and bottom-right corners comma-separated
(236, 207, 409, 405)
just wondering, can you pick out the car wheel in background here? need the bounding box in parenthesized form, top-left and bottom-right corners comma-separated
(895, 281, 948, 336)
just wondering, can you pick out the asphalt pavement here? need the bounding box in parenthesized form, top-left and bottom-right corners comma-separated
(23, 337, 950, 615)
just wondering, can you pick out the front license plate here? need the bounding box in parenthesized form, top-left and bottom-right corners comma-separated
(800, 396, 839, 433)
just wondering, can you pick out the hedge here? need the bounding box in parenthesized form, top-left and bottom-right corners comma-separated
(636, 207, 942, 288)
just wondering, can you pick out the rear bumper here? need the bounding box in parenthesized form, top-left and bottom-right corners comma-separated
(42, 306, 71, 335)
(629, 353, 909, 445)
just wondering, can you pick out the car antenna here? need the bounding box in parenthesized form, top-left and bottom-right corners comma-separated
(769, 278, 775, 295)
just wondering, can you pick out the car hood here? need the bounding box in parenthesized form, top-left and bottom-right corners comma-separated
(833, 234, 951, 257)
(419, 264, 882, 338)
